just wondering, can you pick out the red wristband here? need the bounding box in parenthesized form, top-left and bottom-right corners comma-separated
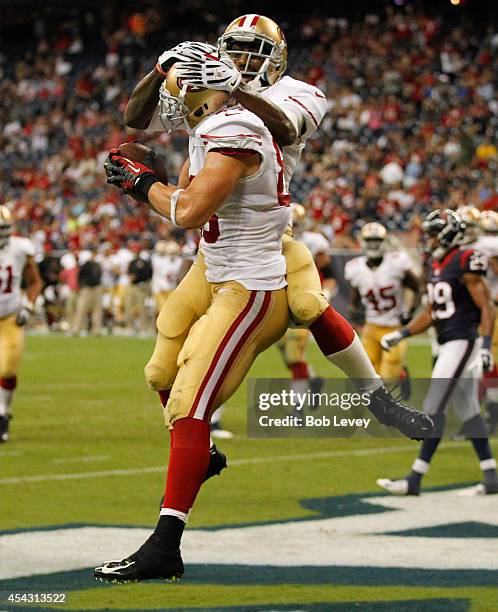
(156, 62, 168, 77)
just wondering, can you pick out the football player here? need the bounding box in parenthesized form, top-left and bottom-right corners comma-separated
(378, 209, 498, 496)
(96, 47, 291, 582)
(151, 240, 183, 314)
(277, 204, 331, 398)
(0, 206, 42, 442)
(124, 19, 433, 443)
(344, 222, 421, 381)
(462, 208, 498, 433)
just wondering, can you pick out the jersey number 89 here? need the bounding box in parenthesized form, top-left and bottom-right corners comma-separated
(427, 281, 455, 320)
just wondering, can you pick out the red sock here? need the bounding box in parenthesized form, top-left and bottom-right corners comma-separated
(290, 362, 309, 379)
(309, 307, 355, 356)
(162, 417, 210, 514)
(0, 377, 17, 390)
(158, 390, 170, 408)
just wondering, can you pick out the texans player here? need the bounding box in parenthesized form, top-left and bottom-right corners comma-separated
(345, 222, 420, 382)
(0, 206, 42, 442)
(378, 209, 498, 496)
(124, 19, 433, 443)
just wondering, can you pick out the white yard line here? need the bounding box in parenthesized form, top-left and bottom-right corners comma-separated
(0, 442, 465, 485)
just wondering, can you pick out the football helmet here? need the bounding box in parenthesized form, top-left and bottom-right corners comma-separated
(0, 206, 13, 249)
(155, 240, 180, 256)
(360, 222, 387, 260)
(159, 43, 229, 132)
(218, 14, 287, 90)
(422, 209, 466, 260)
(291, 203, 306, 225)
(480, 210, 498, 234)
(457, 205, 481, 244)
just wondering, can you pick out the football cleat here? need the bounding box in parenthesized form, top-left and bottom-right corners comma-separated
(94, 533, 184, 583)
(210, 422, 234, 440)
(457, 481, 498, 496)
(376, 477, 420, 496)
(368, 385, 434, 441)
(205, 444, 227, 480)
(0, 415, 10, 443)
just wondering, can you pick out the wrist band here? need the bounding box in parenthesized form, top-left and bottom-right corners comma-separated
(170, 189, 185, 227)
(400, 328, 411, 338)
(482, 335, 492, 350)
(137, 175, 158, 199)
(155, 62, 168, 77)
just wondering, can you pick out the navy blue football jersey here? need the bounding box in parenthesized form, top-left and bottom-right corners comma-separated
(426, 247, 487, 344)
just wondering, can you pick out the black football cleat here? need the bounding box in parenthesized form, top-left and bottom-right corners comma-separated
(368, 385, 434, 441)
(94, 533, 184, 583)
(204, 444, 227, 481)
(0, 415, 10, 443)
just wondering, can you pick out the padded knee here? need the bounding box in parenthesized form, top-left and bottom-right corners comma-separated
(156, 289, 199, 339)
(288, 289, 328, 327)
(144, 360, 176, 392)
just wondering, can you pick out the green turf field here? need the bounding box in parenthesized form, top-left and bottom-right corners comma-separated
(0, 335, 496, 612)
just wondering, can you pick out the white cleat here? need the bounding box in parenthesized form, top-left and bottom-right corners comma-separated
(456, 483, 498, 496)
(376, 478, 416, 496)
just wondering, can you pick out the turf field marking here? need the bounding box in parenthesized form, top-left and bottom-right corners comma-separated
(52, 454, 110, 465)
(0, 442, 464, 485)
(0, 450, 22, 457)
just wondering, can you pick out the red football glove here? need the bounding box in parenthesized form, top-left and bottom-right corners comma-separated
(105, 148, 158, 202)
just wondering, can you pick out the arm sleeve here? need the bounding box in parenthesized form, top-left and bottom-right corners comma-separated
(461, 249, 488, 275)
(344, 261, 357, 286)
(279, 84, 327, 141)
(200, 114, 264, 156)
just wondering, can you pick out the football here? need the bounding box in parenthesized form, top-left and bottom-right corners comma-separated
(118, 142, 169, 185)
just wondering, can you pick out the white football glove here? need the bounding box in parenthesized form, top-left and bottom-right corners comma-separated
(175, 53, 242, 94)
(380, 330, 404, 351)
(16, 298, 34, 327)
(480, 348, 494, 373)
(157, 41, 219, 74)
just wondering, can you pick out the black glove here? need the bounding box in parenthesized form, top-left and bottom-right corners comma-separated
(104, 148, 158, 202)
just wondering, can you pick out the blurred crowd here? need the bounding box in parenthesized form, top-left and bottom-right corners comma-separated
(0, 2, 497, 331)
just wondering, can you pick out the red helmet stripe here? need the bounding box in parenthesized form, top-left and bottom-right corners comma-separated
(250, 15, 260, 26)
(238, 15, 247, 26)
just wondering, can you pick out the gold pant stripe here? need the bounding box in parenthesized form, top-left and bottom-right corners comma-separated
(190, 290, 271, 420)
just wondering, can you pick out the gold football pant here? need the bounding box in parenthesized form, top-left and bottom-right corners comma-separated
(282, 233, 329, 326)
(146, 277, 288, 426)
(154, 290, 173, 315)
(361, 322, 407, 380)
(278, 328, 310, 366)
(145, 234, 326, 385)
(0, 315, 24, 378)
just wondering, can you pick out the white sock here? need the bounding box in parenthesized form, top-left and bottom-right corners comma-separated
(0, 387, 14, 417)
(412, 458, 430, 475)
(326, 334, 382, 393)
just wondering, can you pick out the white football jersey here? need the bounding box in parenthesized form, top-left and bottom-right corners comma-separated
(151, 254, 183, 293)
(147, 75, 327, 188)
(344, 251, 415, 326)
(190, 106, 290, 290)
(0, 236, 35, 318)
(261, 76, 327, 185)
(299, 230, 330, 258)
(472, 235, 498, 300)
